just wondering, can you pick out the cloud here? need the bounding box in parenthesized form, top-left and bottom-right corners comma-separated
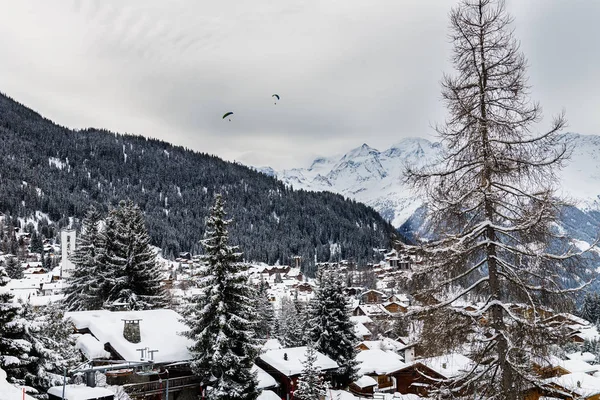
(0, 0, 597, 170)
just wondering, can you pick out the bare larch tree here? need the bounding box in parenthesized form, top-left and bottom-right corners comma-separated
(404, 0, 589, 398)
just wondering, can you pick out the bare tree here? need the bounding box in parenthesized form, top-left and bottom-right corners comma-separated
(404, 0, 590, 398)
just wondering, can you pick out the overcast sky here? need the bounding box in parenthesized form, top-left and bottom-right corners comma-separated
(0, 1, 598, 169)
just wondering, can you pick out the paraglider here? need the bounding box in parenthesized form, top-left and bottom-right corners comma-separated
(222, 111, 233, 121)
(272, 94, 280, 105)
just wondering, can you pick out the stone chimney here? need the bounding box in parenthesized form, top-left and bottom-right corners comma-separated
(122, 319, 142, 343)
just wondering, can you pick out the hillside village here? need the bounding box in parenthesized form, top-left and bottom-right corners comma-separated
(2, 224, 600, 400)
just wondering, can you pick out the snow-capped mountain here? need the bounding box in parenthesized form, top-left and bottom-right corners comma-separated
(267, 133, 600, 229)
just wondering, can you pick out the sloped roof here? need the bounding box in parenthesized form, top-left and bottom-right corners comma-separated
(66, 309, 193, 363)
(259, 346, 338, 377)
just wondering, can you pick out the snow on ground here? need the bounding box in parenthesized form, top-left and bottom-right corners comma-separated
(0, 368, 37, 400)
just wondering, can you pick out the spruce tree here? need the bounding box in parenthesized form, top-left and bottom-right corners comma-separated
(404, 0, 580, 397)
(63, 206, 107, 311)
(580, 292, 600, 324)
(294, 343, 327, 400)
(15, 302, 80, 393)
(278, 297, 306, 348)
(0, 265, 32, 384)
(182, 194, 260, 400)
(4, 256, 22, 279)
(254, 280, 276, 339)
(307, 268, 358, 388)
(104, 200, 167, 310)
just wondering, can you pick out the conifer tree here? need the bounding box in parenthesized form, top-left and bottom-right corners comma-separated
(254, 280, 276, 339)
(294, 344, 327, 400)
(104, 200, 167, 310)
(580, 292, 600, 324)
(278, 297, 306, 348)
(63, 206, 107, 311)
(307, 268, 358, 388)
(4, 256, 22, 279)
(0, 264, 33, 386)
(14, 302, 80, 392)
(404, 0, 582, 397)
(182, 194, 260, 400)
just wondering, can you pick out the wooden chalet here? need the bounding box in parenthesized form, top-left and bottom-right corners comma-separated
(360, 289, 386, 304)
(256, 346, 338, 398)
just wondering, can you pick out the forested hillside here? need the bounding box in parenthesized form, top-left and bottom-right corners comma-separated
(0, 92, 396, 269)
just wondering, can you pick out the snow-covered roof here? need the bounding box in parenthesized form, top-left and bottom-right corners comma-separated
(358, 338, 406, 354)
(259, 346, 338, 377)
(545, 372, 600, 397)
(566, 351, 596, 363)
(258, 390, 281, 400)
(353, 375, 377, 388)
(416, 353, 475, 379)
(350, 315, 373, 325)
(354, 321, 371, 338)
(66, 309, 193, 363)
(356, 349, 406, 375)
(561, 359, 599, 374)
(252, 364, 278, 389)
(48, 385, 114, 400)
(76, 334, 111, 360)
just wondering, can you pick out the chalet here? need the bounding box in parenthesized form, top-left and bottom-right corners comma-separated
(353, 321, 372, 341)
(285, 267, 303, 281)
(394, 354, 475, 396)
(350, 349, 406, 396)
(356, 338, 406, 356)
(256, 346, 338, 398)
(542, 372, 600, 400)
(533, 356, 599, 379)
(360, 289, 386, 304)
(353, 304, 391, 320)
(294, 282, 313, 293)
(382, 301, 408, 315)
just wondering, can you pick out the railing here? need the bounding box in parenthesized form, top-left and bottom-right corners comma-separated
(123, 375, 201, 397)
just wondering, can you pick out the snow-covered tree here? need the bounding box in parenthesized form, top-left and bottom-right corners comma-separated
(278, 297, 306, 348)
(254, 280, 275, 339)
(404, 0, 582, 397)
(182, 194, 260, 400)
(0, 265, 32, 386)
(63, 206, 107, 311)
(4, 256, 22, 279)
(294, 343, 327, 400)
(15, 302, 80, 393)
(580, 292, 600, 324)
(104, 200, 167, 310)
(307, 268, 358, 388)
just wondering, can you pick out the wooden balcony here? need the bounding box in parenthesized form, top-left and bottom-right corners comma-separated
(123, 375, 201, 399)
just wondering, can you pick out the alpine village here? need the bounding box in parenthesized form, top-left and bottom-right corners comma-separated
(1, 1, 600, 400)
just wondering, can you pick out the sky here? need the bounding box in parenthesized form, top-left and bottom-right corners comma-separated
(0, 0, 598, 170)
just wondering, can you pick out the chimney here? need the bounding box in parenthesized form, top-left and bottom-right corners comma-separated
(122, 319, 142, 343)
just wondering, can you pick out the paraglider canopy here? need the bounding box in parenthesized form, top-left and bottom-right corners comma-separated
(222, 111, 233, 121)
(272, 94, 280, 105)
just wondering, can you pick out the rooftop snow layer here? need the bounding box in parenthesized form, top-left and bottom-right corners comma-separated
(356, 349, 406, 375)
(66, 309, 193, 362)
(259, 346, 338, 377)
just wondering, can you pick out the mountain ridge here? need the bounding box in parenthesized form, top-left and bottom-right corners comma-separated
(0, 91, 397, 270)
